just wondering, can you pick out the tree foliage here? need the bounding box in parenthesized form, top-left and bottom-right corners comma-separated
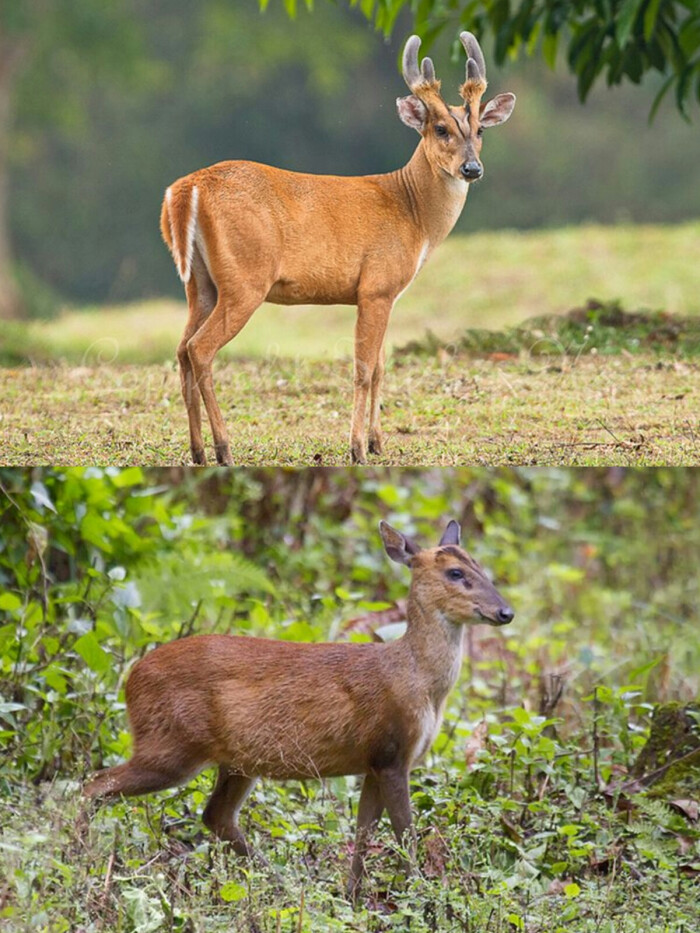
(301, 0, 700, 114)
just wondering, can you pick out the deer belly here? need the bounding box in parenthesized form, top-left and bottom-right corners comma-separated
(267, 278, 357, 306)
(214, 703, 370, 779)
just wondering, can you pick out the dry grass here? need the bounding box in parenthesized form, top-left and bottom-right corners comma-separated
(1, 353, 698, 466)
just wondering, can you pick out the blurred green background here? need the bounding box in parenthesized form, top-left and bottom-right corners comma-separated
(5, 0, 700, 315)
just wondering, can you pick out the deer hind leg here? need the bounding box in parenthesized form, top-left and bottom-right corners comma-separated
(368, 342, 386, 455)
(178, 248, 217, 465)
(83, 756, 192, 800)
(347, 773, 385, 900)
(186, 280, 270, 466)
(351, 298, 393, 464)
(202, 767, 257, 858)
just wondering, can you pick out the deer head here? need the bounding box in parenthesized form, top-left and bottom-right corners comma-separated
(380, 519, 515, 626)
(397, 32, 516, 182)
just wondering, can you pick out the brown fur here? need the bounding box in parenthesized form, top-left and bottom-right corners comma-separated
(160, 36, 515, 466)
(83, 520, 514, 897)
(460, 77, 488, 106)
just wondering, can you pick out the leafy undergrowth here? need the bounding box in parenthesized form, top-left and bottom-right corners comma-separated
(1, 468, 699, 931)
(1, 349, 699, 466)
(398, 300, 700, 360)
(3, 724, 699, 933)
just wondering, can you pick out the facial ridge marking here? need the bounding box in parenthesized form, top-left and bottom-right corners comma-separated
(450, 112, 466, 139)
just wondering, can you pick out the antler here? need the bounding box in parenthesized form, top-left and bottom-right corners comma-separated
(402, 35, 440, 93)
(459, 31, 486, 82)
(459, 31, 487, 104)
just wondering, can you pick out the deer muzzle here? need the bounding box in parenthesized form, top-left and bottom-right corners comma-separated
(460, 160, 483, 181)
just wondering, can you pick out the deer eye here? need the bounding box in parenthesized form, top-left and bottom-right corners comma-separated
(435, 124, 449, 139)
(477, 126, 484, 137)
(446, 568, 464, 581)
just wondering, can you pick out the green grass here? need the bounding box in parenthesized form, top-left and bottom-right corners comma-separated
(3, 222, 700, 366)
(401, 299, 700, 359)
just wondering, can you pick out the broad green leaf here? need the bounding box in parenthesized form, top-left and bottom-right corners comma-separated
(80, 510, 113, 552)
(73, 631, 110, 675)
(617, 0, 643, 47)
(43, 665, 68, 693)
(644, 0, 663, 42)
(628, 657, 662, 681)
(0, 593, 22, 612)
(219, 881, 247, 902)
(110, 467, 144, 488)
(543, 32, 558, 70)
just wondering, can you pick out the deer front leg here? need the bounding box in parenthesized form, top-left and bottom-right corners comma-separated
(202, 768, 258, 858)
(377, 767, 416, 877)
(368, 342, 386, 455)
(351, 298, 393, 464)
(347, 773, 385, 900)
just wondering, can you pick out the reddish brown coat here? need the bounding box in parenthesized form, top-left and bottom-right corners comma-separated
(161, 34, 515, 466)
(84, 519, 514, 897)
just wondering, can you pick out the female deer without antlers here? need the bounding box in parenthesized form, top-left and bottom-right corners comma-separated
(83, 520, 514, 897)
(161, 33, 515, 465)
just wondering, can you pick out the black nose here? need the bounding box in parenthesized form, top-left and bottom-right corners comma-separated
(497, 607, 514, 624)
(460, 161, 483, 180)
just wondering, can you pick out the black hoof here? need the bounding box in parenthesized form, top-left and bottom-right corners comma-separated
(214, 444, 233, 466)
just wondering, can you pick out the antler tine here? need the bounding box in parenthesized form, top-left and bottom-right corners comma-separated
(421, 56, 436, 83)
(402, 35, 423, 89)
(459, 31, 486, 82)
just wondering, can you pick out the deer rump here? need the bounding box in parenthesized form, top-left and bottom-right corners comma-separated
(126, 634, 417, 781)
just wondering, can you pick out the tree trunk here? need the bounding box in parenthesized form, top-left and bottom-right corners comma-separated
(0, 37, 28, 320)
(631, 702, 700, 797)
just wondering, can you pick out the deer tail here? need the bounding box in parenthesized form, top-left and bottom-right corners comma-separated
(160, 181, 200, 284)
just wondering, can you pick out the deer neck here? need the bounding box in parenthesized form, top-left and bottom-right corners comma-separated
(399, 586, 464, 710)
(391, 142, 469, 249)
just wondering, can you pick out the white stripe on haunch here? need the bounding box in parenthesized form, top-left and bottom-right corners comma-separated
(178, 185, 199, 284)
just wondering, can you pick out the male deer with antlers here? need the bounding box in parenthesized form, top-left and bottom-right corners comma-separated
(83, 519, 514, 897)
(161, 34, 515, 465)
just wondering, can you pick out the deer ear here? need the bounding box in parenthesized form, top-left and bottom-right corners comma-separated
(439, 520, 461, 547)
(479, 92, 516, 128)
(396, 95, 428, 133)
(379, 521, 421, 565)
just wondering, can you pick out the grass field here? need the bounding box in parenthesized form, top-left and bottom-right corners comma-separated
(1, 353, 698, 466)
(2, 222, 699, 466)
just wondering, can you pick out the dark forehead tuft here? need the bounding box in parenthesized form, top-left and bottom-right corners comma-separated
(436, 545, 481, 571)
